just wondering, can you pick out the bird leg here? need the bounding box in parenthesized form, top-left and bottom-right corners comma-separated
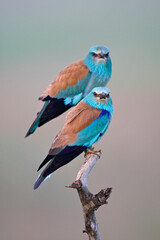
(84, 147, 101, 158)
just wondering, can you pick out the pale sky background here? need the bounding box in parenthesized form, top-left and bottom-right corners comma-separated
(1, 0, 160, 240)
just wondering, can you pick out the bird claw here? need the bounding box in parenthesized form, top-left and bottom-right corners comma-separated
(84, 147, 101, 158)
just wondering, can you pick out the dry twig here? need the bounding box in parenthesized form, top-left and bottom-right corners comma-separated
(66, 148, 112, 240)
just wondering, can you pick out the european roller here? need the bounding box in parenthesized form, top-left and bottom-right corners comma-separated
(34, 87, 113, 189)
(26, 46, 112, 137)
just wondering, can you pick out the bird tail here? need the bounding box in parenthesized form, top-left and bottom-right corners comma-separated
(25, 101, 50, 137)
(33, 155, 54, 190)
(33, 146, 87, 190)
(25, 98, 72, 137)
(33, 173, 47, 190)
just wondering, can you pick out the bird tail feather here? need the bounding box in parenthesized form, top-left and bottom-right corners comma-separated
(33, 146, 87, 189)
(25, 101, 50, 137)
(33, 156, 54, 190)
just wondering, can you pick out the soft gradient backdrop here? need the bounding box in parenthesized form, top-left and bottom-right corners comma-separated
(1, 0, 160, 239)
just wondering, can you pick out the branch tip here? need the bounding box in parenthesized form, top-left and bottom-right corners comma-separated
(66, 180, 82, 189)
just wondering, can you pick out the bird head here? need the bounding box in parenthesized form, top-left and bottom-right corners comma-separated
(84, 46, 111, 68)
(84, 87, 113, 114)
(89, 46, 110, 61)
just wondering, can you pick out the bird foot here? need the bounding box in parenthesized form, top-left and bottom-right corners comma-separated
(84, 148, 101, 158)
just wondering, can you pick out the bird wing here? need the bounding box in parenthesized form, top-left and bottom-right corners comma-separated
(39, 60, 90, 100)
(48, 101, 102, 155)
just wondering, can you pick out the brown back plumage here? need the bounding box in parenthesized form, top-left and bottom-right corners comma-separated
(39, 60, 89, 100)
(49, 101, 101, 155)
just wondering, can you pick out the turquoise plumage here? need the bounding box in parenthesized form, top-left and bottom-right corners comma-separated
(26, 46, 112, 137)
(34, 87, 113, 189)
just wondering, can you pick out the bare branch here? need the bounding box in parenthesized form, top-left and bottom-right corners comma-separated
(66, 148, 112, 240)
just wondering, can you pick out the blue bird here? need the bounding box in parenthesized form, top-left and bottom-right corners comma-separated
(26, 46, 112, 137)
(34, 87, 113, 189)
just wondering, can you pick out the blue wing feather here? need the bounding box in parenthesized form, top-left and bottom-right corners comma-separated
(70, 110, 111, 147)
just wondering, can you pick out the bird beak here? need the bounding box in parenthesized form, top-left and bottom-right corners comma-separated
(99, 52, 104, 58)
(99, 92, 107, 99)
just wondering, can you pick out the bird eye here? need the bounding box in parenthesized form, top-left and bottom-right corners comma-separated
(93, 91, 98, 96)
(92, 52, 97, 57)
(106, 93, 110, 98)
(104, 53, 109, 58)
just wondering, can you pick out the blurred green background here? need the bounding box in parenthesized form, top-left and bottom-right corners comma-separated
(1, 0, 160, 239)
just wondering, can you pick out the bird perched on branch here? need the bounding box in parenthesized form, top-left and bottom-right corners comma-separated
(25, 46, 112, 137)
(34, 87, 113, 189)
